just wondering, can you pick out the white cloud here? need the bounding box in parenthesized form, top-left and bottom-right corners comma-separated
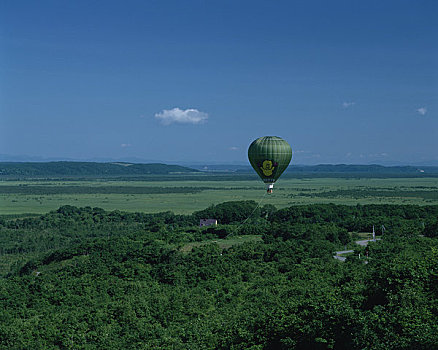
(228, 146, 238, 151)
(154, 107, 208, 125)
(342, 101, 355, 108)
(121, 143, 131, 148)
(417, 107, 427, 116)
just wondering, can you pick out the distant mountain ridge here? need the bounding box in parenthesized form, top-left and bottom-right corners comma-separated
(1, 161, 437, 179)
(0, 161, 198, 177)
(197, 164, 438, 175)
(287, 164, 438, 174)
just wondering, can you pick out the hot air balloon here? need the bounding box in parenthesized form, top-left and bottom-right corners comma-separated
(248, 136, 292, 193)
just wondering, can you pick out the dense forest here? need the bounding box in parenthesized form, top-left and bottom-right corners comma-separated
(1, 201, 437, 349)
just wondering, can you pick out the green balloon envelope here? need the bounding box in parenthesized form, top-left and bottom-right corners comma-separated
(248, 136, 292, 185)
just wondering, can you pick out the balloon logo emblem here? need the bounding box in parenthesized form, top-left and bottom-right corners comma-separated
(260, 160, 277, 176)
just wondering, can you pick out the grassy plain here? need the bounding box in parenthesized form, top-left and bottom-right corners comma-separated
(1, 176, 437, 215)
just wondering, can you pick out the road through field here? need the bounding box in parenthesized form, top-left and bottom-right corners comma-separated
(334, 239, 381, 261)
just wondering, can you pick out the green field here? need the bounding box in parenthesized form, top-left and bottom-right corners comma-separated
(1, 176, 437, 215)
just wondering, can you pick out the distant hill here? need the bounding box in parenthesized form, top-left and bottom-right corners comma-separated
(192, 163, 438, 177)
(0, 162, 199, 177)
(288, 164, 438, 174)
(224, 164, 438, 175)
(1, 162, 437, 179)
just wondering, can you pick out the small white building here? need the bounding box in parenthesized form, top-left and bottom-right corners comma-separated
(199, 219, 218, 227)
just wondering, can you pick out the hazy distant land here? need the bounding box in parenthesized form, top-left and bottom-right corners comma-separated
(1, 161, 438, 180)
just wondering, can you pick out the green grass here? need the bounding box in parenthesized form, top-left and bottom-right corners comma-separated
(1, 177, 437, 215)
(180, 235, 263, 252)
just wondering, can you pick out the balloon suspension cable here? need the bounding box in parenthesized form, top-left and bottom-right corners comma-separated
(226, 191, 268, 239)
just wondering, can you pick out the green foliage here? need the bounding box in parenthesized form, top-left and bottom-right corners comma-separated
(270, 203, 438, 234)
(193, 201, 260, 224)
(424, 219, 438, 238)
(201, 224, 236, 239)
(0, 203, 437, 349)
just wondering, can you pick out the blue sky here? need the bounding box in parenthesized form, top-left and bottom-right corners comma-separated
(1, 0, 437, 165)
